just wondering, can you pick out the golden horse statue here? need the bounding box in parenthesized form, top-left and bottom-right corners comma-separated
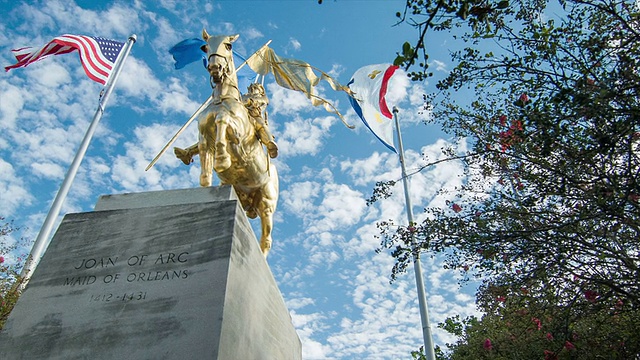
(196, 30, 278, 257)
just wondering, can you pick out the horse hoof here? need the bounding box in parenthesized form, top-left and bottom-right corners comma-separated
(246, 208, 258, 219)
(267, 142, 278, 158)
(200, 174, 212, 187)
(260, 240, 271, 257)
(214, 156, 231, 172)
(174, 147, 194, 165)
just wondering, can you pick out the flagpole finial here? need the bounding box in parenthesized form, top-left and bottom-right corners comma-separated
(393, 106, 399, 113)
(129, 34, 137, 42)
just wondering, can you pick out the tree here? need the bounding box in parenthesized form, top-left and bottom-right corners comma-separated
(0, 217, 26, 330)
(437, 284, 640, 359)
(371, 0, 640, 356)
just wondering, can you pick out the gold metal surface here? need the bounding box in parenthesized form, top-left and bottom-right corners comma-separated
(177, 30, 279, 257)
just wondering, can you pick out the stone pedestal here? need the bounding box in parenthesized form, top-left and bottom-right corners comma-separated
(0, 186, 301, 360)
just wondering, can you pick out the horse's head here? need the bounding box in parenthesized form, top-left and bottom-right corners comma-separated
(202, 29, 239, 84)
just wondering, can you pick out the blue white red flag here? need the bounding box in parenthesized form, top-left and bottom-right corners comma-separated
(4, 35, 124, 85)
(168, 38, 256, 93)
(348, 64, 399, 152)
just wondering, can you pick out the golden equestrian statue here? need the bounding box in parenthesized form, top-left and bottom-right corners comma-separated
(148, 30, 357, 257)
(178, 31, 278, 257)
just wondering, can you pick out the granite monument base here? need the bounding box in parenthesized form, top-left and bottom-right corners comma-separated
(0, 186, 301, 360)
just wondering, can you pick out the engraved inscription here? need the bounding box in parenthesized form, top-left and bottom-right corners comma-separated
(64, 276, 97, 286)
(62, 250, 191, 302)
(74, 257, 118, 269)
(89, 292, 147, 303)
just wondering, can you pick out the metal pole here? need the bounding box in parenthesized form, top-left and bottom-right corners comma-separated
(393, 106, 437, 360)
(20, 34, 137, 283)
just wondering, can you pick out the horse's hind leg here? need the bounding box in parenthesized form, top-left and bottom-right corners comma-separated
(258, 206, 274, 257)
(257, 166, 279, 257)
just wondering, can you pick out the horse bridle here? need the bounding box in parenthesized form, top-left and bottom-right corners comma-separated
(207, 52, 243, 99)
(207, 53, 229, 89)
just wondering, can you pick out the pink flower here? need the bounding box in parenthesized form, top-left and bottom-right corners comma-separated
(452, 203, 462, 213)
(519, 93, 530, 103)
(407, 226, 416, 233)
(546, 332, 554, 341)
(511, 119, 523, 131)
(0, 256, 4, 264)
(584, 290, 598, 303)
(564, 341, 576, 350)
(544, 350, 558, 360)
(483, 338, 493, 350)
(496, 296, 506, 302)
(499, 115, 507, 126)
(532, 317, 542, 330)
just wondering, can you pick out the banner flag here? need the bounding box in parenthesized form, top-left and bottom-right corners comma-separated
(347, 64, 399, 152)
(246, 45, 354, 128)
(168, 38, 255, 93)
(5, 35, 124, 85)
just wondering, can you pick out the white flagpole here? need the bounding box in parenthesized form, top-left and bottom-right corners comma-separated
(392, 107, 437, 360)
(20, 34, 137, 284)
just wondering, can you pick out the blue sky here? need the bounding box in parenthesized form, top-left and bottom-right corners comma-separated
(0, 1, 478, 358)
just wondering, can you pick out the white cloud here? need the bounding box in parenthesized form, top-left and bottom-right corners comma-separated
(117, 57, 201, 116)
(31, 162, 65, 180)
(109, 122, 195, 192)
(340, 151, 397, 186)
(310, 183, 366, 233)
(243, 27, 263, 40)
(281, 181, 321, 214)
(16, 1, 140, 39)
(0, 159, 34, 216)
(431, 59, 448, 72)
(0, 83, 28, 131)
(267, 83, 314, 116)
(289, 37, 302, 51)
(28, 62, 71, 88)
(278, 116, 336, 157)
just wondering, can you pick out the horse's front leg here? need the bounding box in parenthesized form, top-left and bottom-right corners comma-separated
(198, 131, 214, 187)
(214, 118, 232, 172)
(198, 113, 216, 187)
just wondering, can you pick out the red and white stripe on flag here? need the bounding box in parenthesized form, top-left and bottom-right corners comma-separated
(4, 35, 124, 85)
(348, 64, 399, 152)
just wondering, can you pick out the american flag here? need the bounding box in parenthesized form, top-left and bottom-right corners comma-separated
(4, 35, 124, 85)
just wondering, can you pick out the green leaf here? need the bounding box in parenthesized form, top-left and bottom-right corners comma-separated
(402, 42, 414, 58)
(497, 0, 509, 9)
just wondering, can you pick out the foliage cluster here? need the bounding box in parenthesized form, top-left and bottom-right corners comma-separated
(0, 218, 26, 330)
(376, 0, 640, 357)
